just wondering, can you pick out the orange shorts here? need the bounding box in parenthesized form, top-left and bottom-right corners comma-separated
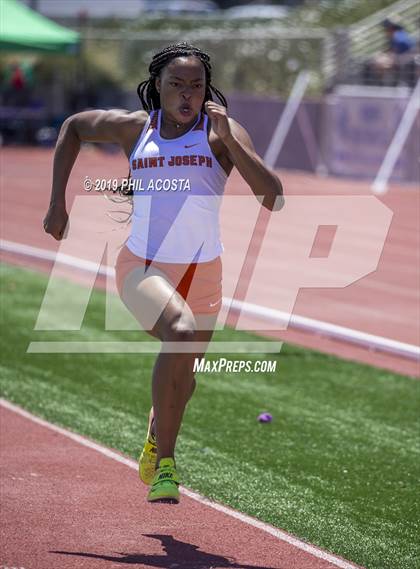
(115, 245, 222, 315)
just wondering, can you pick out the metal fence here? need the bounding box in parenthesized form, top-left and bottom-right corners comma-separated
(82, 26, 328, 98)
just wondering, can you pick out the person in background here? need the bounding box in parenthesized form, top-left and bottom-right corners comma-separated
(364, 17, 416, 86)
(382, 17, 415, 56)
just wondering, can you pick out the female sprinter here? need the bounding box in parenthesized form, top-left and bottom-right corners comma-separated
(43, 43, 283, 504)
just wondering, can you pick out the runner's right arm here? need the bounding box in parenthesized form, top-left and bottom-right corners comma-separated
(43, 110, 147, 240)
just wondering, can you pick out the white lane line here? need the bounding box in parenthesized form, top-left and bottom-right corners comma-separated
(227, 298, 420, 361)
(0, 239, 114, 278)
(26, 341, 282, 354)
(2, 238, 418, 361)
(0, 398, 364, 569)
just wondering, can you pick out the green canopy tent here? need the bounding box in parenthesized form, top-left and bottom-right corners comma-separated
(0, 0, 79, 52)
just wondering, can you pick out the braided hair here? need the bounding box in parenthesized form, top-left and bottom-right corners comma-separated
(137, 42, 227, 111)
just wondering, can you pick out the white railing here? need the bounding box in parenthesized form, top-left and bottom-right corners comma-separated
(350, 0, 419, 35)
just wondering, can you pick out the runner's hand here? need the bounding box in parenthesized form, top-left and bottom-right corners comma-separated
(205, 101, 232, 143)
(43, 203, 68, 240)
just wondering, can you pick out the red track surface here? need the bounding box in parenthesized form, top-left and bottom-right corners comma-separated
(0, 404, 363, 569)
(0, 147, 415, 569)
(1, 147, 419, 375)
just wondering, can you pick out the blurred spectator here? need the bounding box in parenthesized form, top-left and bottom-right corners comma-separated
(1, 61, 34, 106)
(0, 60, 49, 145)
(363, 17, 417, 87)
(382, 18, 415, 55)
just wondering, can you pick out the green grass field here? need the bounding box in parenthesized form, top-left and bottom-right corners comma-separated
(1, 263, 419, 569)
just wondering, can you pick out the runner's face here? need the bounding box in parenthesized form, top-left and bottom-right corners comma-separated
(156, 56, 206, 123)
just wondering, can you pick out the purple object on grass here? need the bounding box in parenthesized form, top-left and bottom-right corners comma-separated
(258, 412, 272, 423)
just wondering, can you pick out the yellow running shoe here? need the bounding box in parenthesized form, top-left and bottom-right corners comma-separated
(138, 419, 157, 485)
(147, 457, 180, 504)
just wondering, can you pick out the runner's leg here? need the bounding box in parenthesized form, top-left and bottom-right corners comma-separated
(120, 267, 217, 463)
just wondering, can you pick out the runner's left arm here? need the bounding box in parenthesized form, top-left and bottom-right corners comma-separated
(205, 101, 284, 211)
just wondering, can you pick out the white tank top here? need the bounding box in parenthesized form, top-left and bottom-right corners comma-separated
(126, 109, 227, 263)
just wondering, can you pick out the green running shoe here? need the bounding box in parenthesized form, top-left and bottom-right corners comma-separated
(139, 419, 157, 485)
(147, 457, 180, 504)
